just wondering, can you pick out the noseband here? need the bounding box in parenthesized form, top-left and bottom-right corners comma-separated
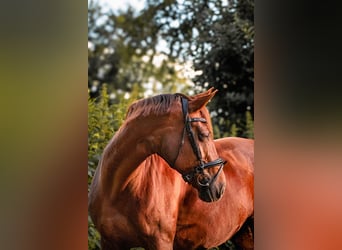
(173, 97, 226, 186)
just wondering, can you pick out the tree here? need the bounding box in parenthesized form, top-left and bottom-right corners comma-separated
(150, 0, 254, 137)
(89, 0, 254, 136)
(88, 0, 191, 101)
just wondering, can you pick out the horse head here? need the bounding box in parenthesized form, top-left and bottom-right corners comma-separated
(124, 88, 226, 202)
(159, 88, 226, 202)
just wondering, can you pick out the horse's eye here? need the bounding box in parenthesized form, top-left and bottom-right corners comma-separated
(198, 132, 210, 141)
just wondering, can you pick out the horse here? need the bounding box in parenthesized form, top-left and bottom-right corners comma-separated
(89, 88, 229, 249)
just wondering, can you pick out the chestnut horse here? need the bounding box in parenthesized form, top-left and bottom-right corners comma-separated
(89, 89, 229, 249)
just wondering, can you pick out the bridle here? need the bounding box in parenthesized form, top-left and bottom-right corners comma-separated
(172, 97, 226, 186)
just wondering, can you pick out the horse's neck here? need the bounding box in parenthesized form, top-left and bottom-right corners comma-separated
(99, 123, 156, 199)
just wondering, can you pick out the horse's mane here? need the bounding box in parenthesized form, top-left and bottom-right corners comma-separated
(125, 93, 188, 121)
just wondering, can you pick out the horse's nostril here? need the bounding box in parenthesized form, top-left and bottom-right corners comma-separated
(197, 174, 210, 187)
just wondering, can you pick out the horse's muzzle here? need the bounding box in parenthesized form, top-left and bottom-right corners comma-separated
(199, 182, 225, 202)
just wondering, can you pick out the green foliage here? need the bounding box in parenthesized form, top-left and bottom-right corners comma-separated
(244, 110, 254, 138)
(213, 110, 254, 139)
(230, 123, 238, 137)
(88, 215, 101, 250)
(89, 85, 121, 186)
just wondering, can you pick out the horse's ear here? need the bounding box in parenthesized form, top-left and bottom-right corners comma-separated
(188, 88, 218, 112)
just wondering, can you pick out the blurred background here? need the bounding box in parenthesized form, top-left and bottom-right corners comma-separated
(88, 0, 254, 139)
(87, 0, 254, 249)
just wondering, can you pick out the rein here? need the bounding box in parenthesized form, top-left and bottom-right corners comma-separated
(173, 97, 226, 186)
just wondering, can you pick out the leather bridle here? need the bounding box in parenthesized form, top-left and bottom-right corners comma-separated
(172, 97, 226, 186)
